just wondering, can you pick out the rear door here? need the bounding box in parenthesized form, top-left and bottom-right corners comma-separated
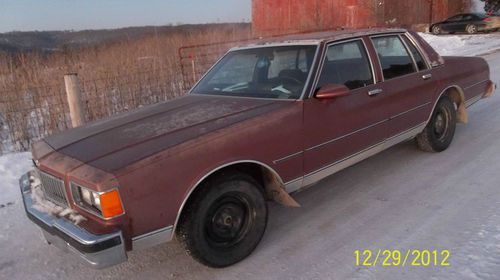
(369, 34, 437, 140)
(303, 38, 389, 184)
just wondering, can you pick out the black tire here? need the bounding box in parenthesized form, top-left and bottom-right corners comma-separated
(466, 24, 478, 34)
(432, 25, 442, 35)
(176, 172, 268, 268)
(416, 97, 457, 152)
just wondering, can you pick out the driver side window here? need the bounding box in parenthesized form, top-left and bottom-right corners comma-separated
(317, 40, 374, 90)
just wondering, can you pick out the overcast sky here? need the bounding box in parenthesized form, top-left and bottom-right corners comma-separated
(0, 0, 252, 33)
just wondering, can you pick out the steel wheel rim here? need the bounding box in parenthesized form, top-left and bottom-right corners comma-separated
(205, 193, 255, 248)
(434, 106, 451, 141)
(433, 26, 441, 34)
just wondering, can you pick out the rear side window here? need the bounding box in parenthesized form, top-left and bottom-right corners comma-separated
(372, 36, 416, 80)
(317, 40, 374, 90)
(401, 36, 427, 71)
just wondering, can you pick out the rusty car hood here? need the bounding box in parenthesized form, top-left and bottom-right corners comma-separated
(42, 95, 288, 173)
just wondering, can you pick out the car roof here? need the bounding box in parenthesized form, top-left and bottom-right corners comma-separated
(453, 13, 487, 18)
(230, 28, 407, 50)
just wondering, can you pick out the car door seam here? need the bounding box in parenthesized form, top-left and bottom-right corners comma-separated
(305, 118, 388, 152)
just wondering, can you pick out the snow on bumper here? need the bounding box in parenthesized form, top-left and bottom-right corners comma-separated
(19, 171, 127, 269)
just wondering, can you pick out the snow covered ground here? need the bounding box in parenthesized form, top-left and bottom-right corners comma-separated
(1, 34, 500, 280)
(419, 32, 500, 56)
(0, 152, 32, 206)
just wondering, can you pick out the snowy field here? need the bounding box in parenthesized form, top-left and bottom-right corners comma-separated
(1, 33, 499, 279)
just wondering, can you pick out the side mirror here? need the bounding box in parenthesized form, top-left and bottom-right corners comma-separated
(315, 84, 350, 100)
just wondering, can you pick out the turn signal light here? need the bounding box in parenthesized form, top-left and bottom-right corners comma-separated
(100, 189, 125, 218)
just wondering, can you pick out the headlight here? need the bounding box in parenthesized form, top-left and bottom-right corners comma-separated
(81, 188, 101, 210)
(71, 182, 124, 219)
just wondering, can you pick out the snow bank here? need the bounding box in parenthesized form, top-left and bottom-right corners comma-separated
(419, 32, 500, 57)
(0, 152, 32, 206)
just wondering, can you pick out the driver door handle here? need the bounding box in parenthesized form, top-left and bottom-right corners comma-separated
(368, 89, 383, 96)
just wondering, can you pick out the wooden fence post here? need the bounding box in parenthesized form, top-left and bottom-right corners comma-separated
(64, 73, 85, 127)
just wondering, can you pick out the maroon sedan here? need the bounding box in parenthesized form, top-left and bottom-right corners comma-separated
(20, 28, 495, 268)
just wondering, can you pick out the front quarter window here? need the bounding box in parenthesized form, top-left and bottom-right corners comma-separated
(191, 45, 317, 99)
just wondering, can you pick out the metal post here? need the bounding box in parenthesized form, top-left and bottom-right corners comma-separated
(64, 73, 85, 127)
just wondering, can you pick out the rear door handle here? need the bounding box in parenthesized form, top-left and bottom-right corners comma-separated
(422, 74, 433, 80)
(368, 89, 383, 96)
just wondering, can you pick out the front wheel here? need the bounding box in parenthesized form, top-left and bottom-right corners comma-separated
(177, 173, 268, 267)
(416, 97, 457, 152)
(466, 24, 478, 34)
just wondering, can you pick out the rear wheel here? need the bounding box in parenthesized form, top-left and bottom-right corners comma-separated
(432, 25, 442, 35)
(466, 24, 478, 34)
(177, 173, 268, 267)
(416, 97, 457, 152)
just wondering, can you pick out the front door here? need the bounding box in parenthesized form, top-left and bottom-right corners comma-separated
(303, 38, 389, 184)
(442, 15, 463, 32)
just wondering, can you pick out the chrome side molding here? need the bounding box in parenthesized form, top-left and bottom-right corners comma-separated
(132, 226, 174, 250)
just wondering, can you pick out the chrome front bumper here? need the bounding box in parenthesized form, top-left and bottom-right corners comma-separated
(19, 171, 127, 269)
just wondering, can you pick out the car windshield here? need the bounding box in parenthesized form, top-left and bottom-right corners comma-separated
(191, 45, 318, 99)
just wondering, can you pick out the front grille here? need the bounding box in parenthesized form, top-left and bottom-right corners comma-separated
(38, 170, 69, 207)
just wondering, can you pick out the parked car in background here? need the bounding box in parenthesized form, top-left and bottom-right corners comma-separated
(430, 13, 500, 34)
(20, 28, 495, 269)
